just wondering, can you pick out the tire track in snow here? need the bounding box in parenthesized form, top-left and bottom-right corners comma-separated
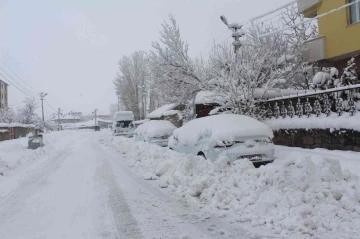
(0, 146, 71, 224)
(101, 157, 143, 239)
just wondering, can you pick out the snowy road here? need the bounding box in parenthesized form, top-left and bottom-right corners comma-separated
(0, 131, 251, 239)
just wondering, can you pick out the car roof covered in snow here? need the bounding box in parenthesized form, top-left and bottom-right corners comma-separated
(173, 114, 273, 144)
(113, 111, 134, 121)
(134, 120, 176, 138)
(146, 104, 179, 119)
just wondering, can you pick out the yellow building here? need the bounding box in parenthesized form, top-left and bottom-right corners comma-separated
(0, 80, 9, 109)
(298, 0, 360, 72)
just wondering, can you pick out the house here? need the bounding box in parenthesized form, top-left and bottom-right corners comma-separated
(146, 103, 185, 127)
(69, 112, 83, 119)
(298, 0, 360, 78)
(0, 80, 9, 109)
(50, 114, 82, 124)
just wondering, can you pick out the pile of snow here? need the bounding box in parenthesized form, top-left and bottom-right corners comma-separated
(134, 120, 176, 141)
(146, 104, 180, 119)
(0, 129, 9, 133)
(172, 114, 273, 145)
(264, 112, 360, 131)
(0, 131, 74, 177)
(104, 136, 360, 238)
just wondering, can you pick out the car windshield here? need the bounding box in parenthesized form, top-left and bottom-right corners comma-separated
(116, 121, 132, 128)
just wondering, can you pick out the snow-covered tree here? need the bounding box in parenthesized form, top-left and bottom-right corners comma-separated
(109, 103, 118, 117)
(279, 6, 318, 90)
(340, 57, 358, 86)
(114, 51, 154, 120)
(0, 107, 16, 123)
(149, 15, 208, 104)
(17, 96, 39, 125)
(206, 23, 303, 117)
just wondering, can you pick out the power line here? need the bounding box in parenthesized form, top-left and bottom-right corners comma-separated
(0, 67, 35, 95)
(0, 59, 33, 88)
(259, 0, 359, 38)
(0, 71, 33, 96)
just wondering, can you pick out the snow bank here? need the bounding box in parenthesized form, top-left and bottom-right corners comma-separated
(0, 131, 75, 177)
(134, 120, 176, 140)
(146, 104, 179, 119)
(172, 114, 273, 145)
(105, 136, 360, 239)
(264, 112, 360, 131)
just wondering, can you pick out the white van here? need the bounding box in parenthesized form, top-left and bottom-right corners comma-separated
(112, 111, 135, 137)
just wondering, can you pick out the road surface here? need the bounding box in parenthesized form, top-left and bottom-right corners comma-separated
(0, 131, 252, 239)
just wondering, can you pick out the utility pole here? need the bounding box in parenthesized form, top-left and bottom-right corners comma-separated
(70, 111, 76, 129)
(57, 108, 61, 127)
(39, 92, 48, 122)
(93, 109, 98, 126)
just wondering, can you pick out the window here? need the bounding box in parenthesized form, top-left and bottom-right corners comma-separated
(349, 0, 360, 24)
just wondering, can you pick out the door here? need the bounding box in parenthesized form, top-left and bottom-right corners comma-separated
(9, 127, 15, 140)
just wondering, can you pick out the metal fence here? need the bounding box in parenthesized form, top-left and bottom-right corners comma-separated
(260, 84, 360, 119)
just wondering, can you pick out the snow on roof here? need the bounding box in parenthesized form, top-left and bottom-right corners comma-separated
(172, 114, 273, 145)
(113, 111, 134, 121)
(134, 120, 176, 139)
(264, 112, 360, 131)
(0, 123, 34, 128)
(146, 104, 179, 119)
(195, 91, 226, 104)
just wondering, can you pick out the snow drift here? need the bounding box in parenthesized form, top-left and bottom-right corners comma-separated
(106, 136, 360, 239)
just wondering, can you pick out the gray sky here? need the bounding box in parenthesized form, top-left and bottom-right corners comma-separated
(0, 0, 290, 116)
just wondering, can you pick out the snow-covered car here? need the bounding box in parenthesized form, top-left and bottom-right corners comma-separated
(134, 120, 176, 147)
(168, 114, 275, 167)
(112, 111, 135, 137)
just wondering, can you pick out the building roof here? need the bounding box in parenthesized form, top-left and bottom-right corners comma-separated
(146, 103, 180, 119)
(0, 79, 9, 86)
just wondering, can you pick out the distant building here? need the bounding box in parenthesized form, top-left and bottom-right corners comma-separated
(0, 80, 9, 109)
(69, 112, 83, 119)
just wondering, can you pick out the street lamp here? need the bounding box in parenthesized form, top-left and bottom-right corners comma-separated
(220, 15, 245, 54)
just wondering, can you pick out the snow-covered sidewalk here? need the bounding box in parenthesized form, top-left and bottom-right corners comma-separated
(105, 135, 360, 239)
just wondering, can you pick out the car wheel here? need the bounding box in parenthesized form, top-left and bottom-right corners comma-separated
(197, 152, 206, 160)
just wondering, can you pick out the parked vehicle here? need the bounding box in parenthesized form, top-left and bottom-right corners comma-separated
(112, 111, 135, 137)
(132, 119, 150, 129)
(134, 120, 176, 147)
(168, 114, 275, 167)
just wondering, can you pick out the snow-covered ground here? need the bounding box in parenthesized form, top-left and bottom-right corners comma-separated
(105, 135, 360, 239)
(0, 130, 359, 238)
(0, 131, 248, 238)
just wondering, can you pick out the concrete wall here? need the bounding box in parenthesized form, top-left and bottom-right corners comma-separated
(273, 128, 360, 152)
